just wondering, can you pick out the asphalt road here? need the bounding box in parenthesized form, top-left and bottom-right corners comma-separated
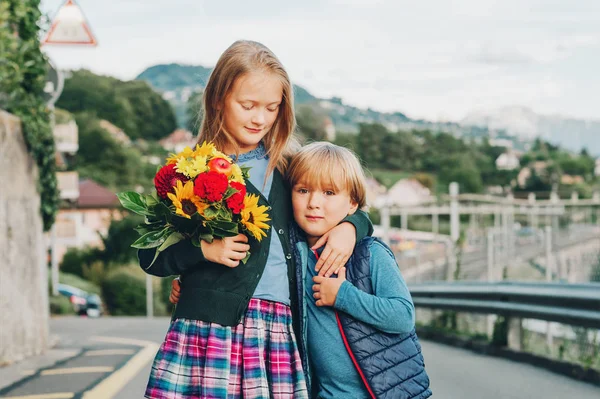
(0, 317, 598, 398)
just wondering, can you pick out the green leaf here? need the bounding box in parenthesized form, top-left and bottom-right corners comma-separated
(240, 251, 251, 264)
(198, 233, 214, 243)
(117, 191, 151, 216)
(134, 224, 162, 236)
(213, 220, 238, 232)
(145, 194, 159, 207)
(223, 186, 237, 200)
(203, 206, 219, 219)
(157, 231, 184, 252)
(131, 227, 171, 249)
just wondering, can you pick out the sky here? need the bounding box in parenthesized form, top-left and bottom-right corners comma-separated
(40, 0, 600, 123)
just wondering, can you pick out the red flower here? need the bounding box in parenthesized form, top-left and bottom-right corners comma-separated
(194, 171, 229, 202)
(226, 182, 246, 214)
(154, 164, 188, 199)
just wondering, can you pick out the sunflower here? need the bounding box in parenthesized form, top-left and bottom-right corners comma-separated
(176, 155, 208, 178)
(166, 146, 195, 165)
(194, 141, 217, 157)
(230, 164, 244, 184)
(167, 180, 208, 219)
(240, 194, 270, 241)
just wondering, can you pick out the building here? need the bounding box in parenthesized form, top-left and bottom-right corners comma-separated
(495, 151, 520, 170)
(375, 178, 433, 207)
(53, 179, 121, 261)
(323, 117, 336, 141)
(365, 177, 387, 208)
(159, 128, 197, 153)
(99, 120, 131, 146)
(517, 161, 548, 188)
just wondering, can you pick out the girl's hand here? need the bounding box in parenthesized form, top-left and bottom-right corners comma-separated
(201, 234, 250, 268)
(312, 267, 346, 306)
(169, 278, 181, 304)
(312, 222, 356, 277)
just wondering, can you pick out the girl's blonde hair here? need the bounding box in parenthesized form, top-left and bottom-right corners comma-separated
(197, 40, 298, 177)
(287, 142, 367, 209)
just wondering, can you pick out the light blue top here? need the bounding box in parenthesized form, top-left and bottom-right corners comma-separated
(302, 240, 415, 399)
(235, 144, 290, 305)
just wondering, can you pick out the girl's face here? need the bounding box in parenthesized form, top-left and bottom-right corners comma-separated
(222, 71, 283, 154)
(291, 181, 359, 247)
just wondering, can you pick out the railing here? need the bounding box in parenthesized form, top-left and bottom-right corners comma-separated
(410, 282, 600, 329)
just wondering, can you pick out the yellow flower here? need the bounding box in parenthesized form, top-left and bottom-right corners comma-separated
(194, 141, 217, 157)
(167, 180, 208, 219)
(176, 155, 208, 178)
(230, 164, 244, 184)
(240, 194, 270, 241)
(213, 150, 233, 163)
(166, 146, 195, 165)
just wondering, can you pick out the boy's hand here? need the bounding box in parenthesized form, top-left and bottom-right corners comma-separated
(312, 222, 356, 277)
(201, 234, 250, 268)
(312, 267, 346, 307)
(169, 278, 181, 304)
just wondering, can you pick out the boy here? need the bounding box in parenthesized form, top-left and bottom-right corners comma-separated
(171, 142, 431, 398)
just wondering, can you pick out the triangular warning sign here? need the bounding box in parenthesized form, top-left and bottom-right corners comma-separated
(42, 0, 97, 46)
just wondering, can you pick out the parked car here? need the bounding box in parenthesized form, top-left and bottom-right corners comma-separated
(57, 283, 103, 317)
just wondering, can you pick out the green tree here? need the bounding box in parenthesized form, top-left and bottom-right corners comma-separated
(296, 104, 328, 141)
(357, 123, 388, 168)
(186, 89, 204, 133)
(381, 131, 422, 170)
(74, 112, 153, 191)
(438, 154, 483, 193)
(57, 70, 176, 140)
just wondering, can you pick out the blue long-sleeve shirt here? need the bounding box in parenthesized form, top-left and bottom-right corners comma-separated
(301, 240, 415, 399)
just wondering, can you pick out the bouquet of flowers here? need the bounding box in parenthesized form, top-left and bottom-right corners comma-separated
(117, 141, 270, 266)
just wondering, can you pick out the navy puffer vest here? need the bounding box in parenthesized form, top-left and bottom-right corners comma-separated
(335, 237, 432, 399)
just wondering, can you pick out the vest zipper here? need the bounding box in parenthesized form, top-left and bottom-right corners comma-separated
(312, 249, 376, 399)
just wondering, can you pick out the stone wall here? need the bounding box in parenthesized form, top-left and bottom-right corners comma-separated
(0, 110, 48, 364)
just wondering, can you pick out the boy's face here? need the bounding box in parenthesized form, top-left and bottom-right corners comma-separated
(292, 182, 359, 246)
(222, 71, 282, 154)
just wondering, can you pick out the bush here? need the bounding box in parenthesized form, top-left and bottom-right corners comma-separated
(60, 247, 102, 278)
(101, 270, 147, 316)
(49, 295, 75, 315)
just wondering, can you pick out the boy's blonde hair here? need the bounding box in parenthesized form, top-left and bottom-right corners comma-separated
(197, 40, 298, 177)
(287, 142, 367, 209)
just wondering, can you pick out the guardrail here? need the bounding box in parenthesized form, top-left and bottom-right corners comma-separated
(410, 282, 600, 329)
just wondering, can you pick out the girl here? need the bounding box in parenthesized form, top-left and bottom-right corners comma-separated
(138, 40, 372, 399)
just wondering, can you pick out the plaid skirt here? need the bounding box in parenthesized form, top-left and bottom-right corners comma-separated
(145, 298, 308, 399)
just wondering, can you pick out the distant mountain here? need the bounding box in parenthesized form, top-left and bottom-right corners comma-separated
(136, 63, 493, 138)
(136, 63, 318, 128)
(462, 106, 600, 155)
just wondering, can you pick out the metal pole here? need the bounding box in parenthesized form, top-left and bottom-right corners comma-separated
(544, 226, 553, 352)
(381, 205, 391, 245)
(487, 229, 495, 282)
(49, 103, 59, 297)
(450, 182, 460, 243)
(146, 275, 154, 318)
(487, 228, 495, 338)
(50, 223, 59, 296)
